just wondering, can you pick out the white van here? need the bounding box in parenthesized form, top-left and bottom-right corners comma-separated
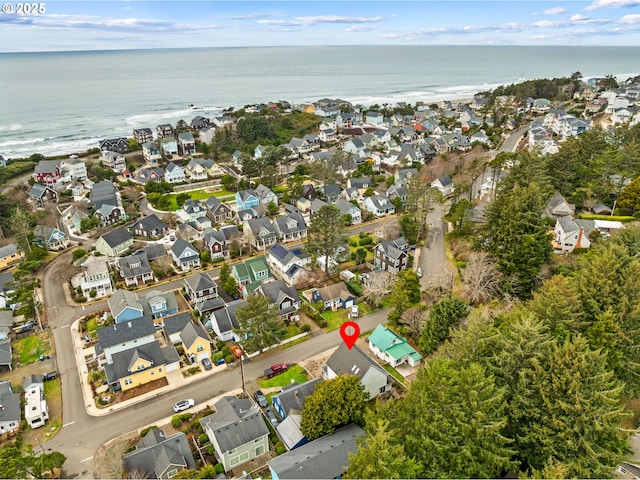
(351, 305, 359, 318)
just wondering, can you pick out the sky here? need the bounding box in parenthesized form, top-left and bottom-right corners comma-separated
(1, 0, 640, 52)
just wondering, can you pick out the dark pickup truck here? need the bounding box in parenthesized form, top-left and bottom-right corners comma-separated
(263, 363, 288, 378)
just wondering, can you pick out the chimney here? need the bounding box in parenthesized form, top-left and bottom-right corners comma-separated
(295, 391, 299, 398)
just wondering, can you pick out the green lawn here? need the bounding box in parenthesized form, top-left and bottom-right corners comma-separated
(165, 189, 235, 211)
(259, 364, 309, 388)
(44, 377, 62, 399)
(14, 334, 43, 365)
(85, 317, 100, 339)
(323, 302, 373, 332)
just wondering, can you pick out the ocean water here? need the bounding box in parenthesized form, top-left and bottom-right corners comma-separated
(1, 45, 639, 159)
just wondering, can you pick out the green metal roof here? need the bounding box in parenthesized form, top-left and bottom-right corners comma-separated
(369, 324, 422, 362)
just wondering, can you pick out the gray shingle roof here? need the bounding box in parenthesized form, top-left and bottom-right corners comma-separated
(200, 396, 269, 453)
(118, 252, 153, 280)
(326, 343, 387, 382)
(184, 272, 217, 294)
(257, 279, 298, 307)
(267, 424, 364, 479)
(163, 312, 193, 336)
(273, 378, 322, 417)
(97, 316, 155, 349)
(0, 244, 19, 259)
(0, 379, 20, 425)
(131, 214, 167, 233)
(211, 300, 246, 334)
(99, 227, 132, 249)
(108, 289, 143, 320)
(124, 429, 196, 478)
(105, 341, 167, 384)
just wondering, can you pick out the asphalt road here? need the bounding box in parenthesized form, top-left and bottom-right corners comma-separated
(40, 249, 391, 478)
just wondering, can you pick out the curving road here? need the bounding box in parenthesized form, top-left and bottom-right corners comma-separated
(41, 249, 391, 478)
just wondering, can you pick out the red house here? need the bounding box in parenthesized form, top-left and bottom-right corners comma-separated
(33, 160, 62, 186)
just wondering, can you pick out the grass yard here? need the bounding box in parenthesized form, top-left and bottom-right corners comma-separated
(323, 303, 372, 332)
(165, 189, 235, 211)
(14, 333, 50, 365)
(84, 316, 100, 339)
(259, 364, 309, 388)
(383, 364, 408, 387)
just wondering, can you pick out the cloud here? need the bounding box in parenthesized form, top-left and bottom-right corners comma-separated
(586, 0, 640, 10)
(542, 7, 568, 15)
(258, 15, 383, 27)
(571, 14, 590, 21)
(620, 13, 640, 22)
(345, 25, 374, 32)
(230, 13, 278, 20)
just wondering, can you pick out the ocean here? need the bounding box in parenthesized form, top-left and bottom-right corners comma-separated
(1, 45, 640, 159)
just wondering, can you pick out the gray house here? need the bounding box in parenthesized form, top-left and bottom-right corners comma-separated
(124, 428, 196, 479)
(200, 396, 270, 472)
(0, 381, 20, 434)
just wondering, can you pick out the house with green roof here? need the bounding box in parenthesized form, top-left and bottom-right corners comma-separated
(368, 324, 422, 368)
(231, 256, 272, 298)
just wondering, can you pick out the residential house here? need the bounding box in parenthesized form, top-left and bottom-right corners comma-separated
(64, 156, 88, 180)
(209, 299, 246, 342)
(164, 312, 212, 363)
(374, 237, 410, 273)
(78, 255, 113, 299)
(347, 176, 372, 193)
(385, 184, 409, 206)
(334, 199, 362, 225)
(553, 216, 595, 253)
(323, 343, 393, 400)
(344, 139, 366, 157)
(142, 142, 162, 164)
(133, 128, 154, 144)
(108, 289, 144, 324)
(395, 168, 419, 187)
(124, 429, 196, 479)
(200, 396, 270, 472)
(91, 180, 125, 226)
(33, 225, 68, 251)
(212, 115, 235, 129)
(177, 200, 211, 229)
(255, 184, 278, 207)
(94, 227, 134, 257)
(139, 290, 179, 322)
(368, 324, 423, 368)
(365, 111, 384, 125)
(275, 415, 306, 451)
(164, 162, 186, 184)
(99, 137, 129, 153)
(363, 195, 396, 216)
(160, 137, 178, 157)
(431, 175, 454, 196)
(130, 214, 169, 239)
(170, 238, 200, 271)
(232, 256, 272, 297)
(184, 272, 218, 305)
(184, 158, 208, 182)
(267, 243, 310, 287)
(33, 160, 63, 187)
(319, 184, 341, 203)
(156, 124, 174, 139)
(546, 192, 576, 218)
(319, 127, 337, 142)
(267, 424, 364, 479)
(272, 378, 322, 421)
(97, 316, 179, 391)
(256, 279, 300, 321)
(191, 115, 211, 131)
(0, 272, 15, 310)
(28, 183, 58, 208)
(117, 252, 155, 287)
(204, 196, 234, 224)
(274, 212, 307, 243)
(0, 381, 20, 434)
(101, 151, 126, 173)
(245, 217, 278, 252)
(236, 189, 260, 211)
(203, 225, 239, 259)
(309, 282, 355, 310)
(177, 133, 196, 156)
(0, 244, 24, 270)
(336, 112, 363, 129)
(0, 310, 12, 341)
(24, 382, 48, 429)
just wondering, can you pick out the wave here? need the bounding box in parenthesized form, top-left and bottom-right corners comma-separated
(124, 105, 224, 126)
(0, 123, 24, 132)
(0, 137, 45, 148)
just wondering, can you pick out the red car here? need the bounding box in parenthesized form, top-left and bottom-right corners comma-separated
(270, 363, 288, 374)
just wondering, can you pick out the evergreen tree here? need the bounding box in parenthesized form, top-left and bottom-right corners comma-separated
(304, 205, 345, 274)
(233, 294, 282, 353)
(300, 375, 368, 441)
(418, 296, 468, 354)
(511, 335, 628, 477)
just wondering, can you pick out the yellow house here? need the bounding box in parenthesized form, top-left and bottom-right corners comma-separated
(0, 244, 24, 270)
(106, 342, 178, 392)
(164, 313, 212, 363)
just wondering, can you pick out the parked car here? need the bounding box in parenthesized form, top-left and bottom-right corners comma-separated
(254, 390, 268, 408)
(42, 371, 58, 381)
(202, 358, 212, 371)
(264, 363, 288, 378)
(231, 345, 243, 358)
(173, 399, 195, 413)
(416, 267, 423, 278)
(265, 407, 278, 426)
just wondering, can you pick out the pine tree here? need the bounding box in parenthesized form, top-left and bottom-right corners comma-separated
(233, 294, 282, 353)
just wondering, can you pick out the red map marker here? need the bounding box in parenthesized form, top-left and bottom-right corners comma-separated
(340, 321, 360, 350)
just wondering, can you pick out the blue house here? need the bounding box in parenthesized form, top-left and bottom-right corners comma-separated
(309, 281, 355, 310)
(235, 189, 260, 211)
(107, 289, 143, 324)
(139, 290, 179, 320)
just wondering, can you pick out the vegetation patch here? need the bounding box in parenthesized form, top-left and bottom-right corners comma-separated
(259, 364, 309, 388)
(14, 334, 44, 365)
(577, 213, 636, 222)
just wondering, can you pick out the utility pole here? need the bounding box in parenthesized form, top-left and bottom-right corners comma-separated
(33, 289, 42, 331)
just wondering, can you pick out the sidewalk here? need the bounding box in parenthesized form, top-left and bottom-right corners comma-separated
(70, 317, 230, 417)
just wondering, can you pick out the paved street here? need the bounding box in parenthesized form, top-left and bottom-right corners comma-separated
(40, 249, 390, 478)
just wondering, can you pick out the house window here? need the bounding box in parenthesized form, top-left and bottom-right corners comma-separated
(196, 345, 204, 352)
(136, 364, 145, 371)
(230, 457, 239, 466)
(239, 452, 249, 462)
(255, 445, 264, 456)
(124, 378, 133, 386)
(167, 469, 178, 478)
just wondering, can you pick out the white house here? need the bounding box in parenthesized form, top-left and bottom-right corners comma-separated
(368, 324, 422, 368)
(24, 384, 49, 429)
(431, 175, 454, 196)
(165, 162, 186, 184)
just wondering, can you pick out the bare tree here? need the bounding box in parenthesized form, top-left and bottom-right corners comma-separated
(399, 305, 427, 336)
(406, 176, 442, 244)
(460, 252, 501, 305)
(96, 439, 131, 479)
(362, 271, 395, 308)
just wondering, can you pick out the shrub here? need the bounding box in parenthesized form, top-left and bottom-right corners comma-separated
(301, 324, 311, 333)
(199, 433, 209, 445)
(140, 425, 158, 437)
(208, 446, 215, 456)
(181, 412, 193, 422)
(276, 445, 286, 455)
(225, 354, 236, 364)
(215, 340, 226, 350)
(72, 249, 87, 260)
(171, 415, 183, 428)
(346, 281, 363, 297)
(358, 235, 373, 246)
(89, 289, 98, 298)
(215, 463, 225, 474)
